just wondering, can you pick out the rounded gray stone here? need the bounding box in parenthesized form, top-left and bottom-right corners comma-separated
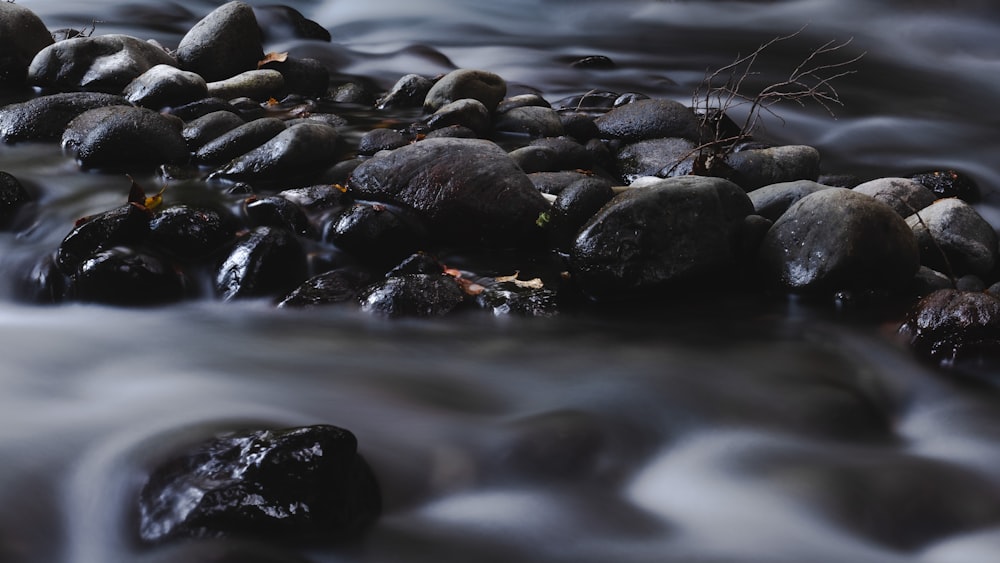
(494, 106, 565, 138)
(210, 122, 339, 181)
(424, 69, 507, 112)
(0, 2, 54, 85)
(426, 98, 491, 136)
(0, 92, 128, 143)
(853, 177, 937, 217)
(124, 64, 208, 109)
(748, 180, 836, 222)
(905, 198, 999, 277)
(176, 1, 264, 82)
(62, 105, 189, 168)
(28, 34, 177, 93)
(195, 117, 287, 164)
(206, 69, 284, 101)
(594, 99, 702, 143)
(725, 145, 821, 191)
(615, 137, 696, 183)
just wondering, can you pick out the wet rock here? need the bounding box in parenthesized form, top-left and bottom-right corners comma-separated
(253, 5, 331, 43)
(477, 281, 558, 317)
(559, 111, 600, 142)
(528, 171, 596, 195)
(376, 74, 433, 109)
(0, 171, 33, 229)
(911, 169, 980, 202)
(195, 117, 287, 164)
(215, 226, 308, 300)
(207, 69, 284, 101)
(165, 97, 238, 121)
(511, 147, 561, 174)
(330, 82, 375, 105)
(423, 125, 477, 140)
(259, 57, 329, 98)
(359, 273, 465, 317)
(570, 55, 616, 69)
(182, 111, 246, 151)
(747, 180, 835, 222)
(758, 189, 919, 292)
(28, 34, 176, 93)
(616, 137, 696, 183)
(386, 252, 445, 277)
(176, 1, 264, 82)
(905, 198, 998, 278)
(570, 176, 752, 297)
(148, 206, 236, 262)
(138, 424, 380, 543)
(594, 99, 702, 143)
(244, 195, 316, 238)
(72, 246, 185, 306)
(426, 98, 491, 136)
(552, 90, 619, 112)
(278, 184, 350, 214)
(529, 137, 593, 170)
(0, 92, 128, 143)
(0, 2, 54, 85)
(545, 177, 615, 251)
(348, 137, 549, 246)
(725, 145, 822, 191)
(899, 289, 1000, 362)
(56, 203, 152, 275)
(62, 106, 189, 169)
(956, 274, 986, 293)
(18, 253, 67, 304)
(210, 123, 339, 182)
(912, 266, 954, 296)
(286, 113, 348, 129)
(494, 106, 565, 138)
(124, 64, 208, 109)
(496, 93, 550, 113)
(852, 177, 937, 218)
(278, 269, 372, 308)
(424, 69, 507, 112)
(323, 202, 425, 267)
(357, 128, 409, 157)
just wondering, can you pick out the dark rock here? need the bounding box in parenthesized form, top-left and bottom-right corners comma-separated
(545, 177, 615, 252)
(331, 82, 374, 105)
(376, 74, 433, 109)
(725, 145, 822, 191)
(423, 69, 506, 112)
(558, 112, 600, 142)
(905, 198, 998, 278)
(278, 269, 372, 308)
(758, 189, 920, 292)
(207, 70, 285, 101)
(357, 128, 409, 157)
(852, 177, 937, 217)
(210, 123, 339, 182)
(552, 90, 619, 112)
(176, 1, 264, 83)
(182, 110, 246, 151)
(56, 203, 152, 275)
(616, 137, 696, 183)
(426, 98, 491, 136)
(165, 97, 238, 121)
(348, 137, 549, 246)
(594, 99, 702, 143)
(912, 266, 954, 296)
(0, 2, 54, 86)
(613, 93, 651, 107)
(570, 176, 752, 297)
(386, 252, 445, 277)
(215, 226, 308, 300)
(62, 106, 189, 169)
(28, 34, 177, 93)
(286, 113, 348, 129)
(0, 171, 33, 229)
(244, 195, 316, 238)
(734, 214, 773, 267)
(323, 202, 425, 267)
(278, 184, 350, 214)
(511, 146, 561, 174)
(359, 273, 465, 317)
(529, 136, 593, 170)
(956, 274, 986, 293)
(899, 289, 1000, 362)
(148, 205, 236, 262)
(259, 57, 329, 98)
(195, 117, 287, 164)
(253, 5, 331, 43)
(494, 106, 565, 138)
(72, 246, 185, 306)
(911, 169, 980, 202)
(570, 55, 616, 69)
(124, 64, 208, 110)
(423, 125, 477, 139)
(496, 94, 550, 113)
(477, 281, 558, 317)
(0, 92, 128, 143)
(747, 180, 835, 222)
(529, 171, 598, 195)
(138, 424, 380, 543)
(17, 253, 68, 304)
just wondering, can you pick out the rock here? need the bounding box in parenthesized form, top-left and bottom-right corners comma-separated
(148, 205, 236, 263)
(138, 424, 380, 543)
(911, 169, 980, 202)
(377, 74, 434, 109)
(512, 147, 562, 174)
(253, 5, 331, 43)
(71, 246, 186, 306)
(0, 2, 54, 85)
(725, 145, 821, 191)
(182, 110, 246, 151)
(62, 106, 189, 169)
(528, 171, 596, 195)
(559, 112, 600, 142)
(852, 177, 937, 217)
(28, 34, 177, 93)
(905, 198, 999, 278)
(124, 64, 208, 109)
(215, 226, 308, 300)
(206, 69, 284, 101)
(357, 128, 409, 156)
(494, 106, 565, 138)
(594, 99, 702, 143)
(175, 1, 264, 82)
(56, 203, 152, 275)
(757, 188, 920, 292)
(747, 180, 835, 222)
(529, 137, 594, 170)
(956, 274, 986, 293)
(496, 93, 550, 113)
(278, 269, 372, 308)
(331, 82, 375, 105)
(477, 282, 558, 317)
(210, 123, 339, 183)
(615, 137, 696, 183)
(359, 273, 465, 317)
(570, 176, 752, 297)
(348, 137, 549, 246)
(426, 98, 491, 136)
(194, 117, 287, 164)
(424, 69, 507, 112)
(0, 171, 33, 229)
(244, 195, 316, 238)
(278, 184, 350, 214)
(323, 202, 425, 267)
(165, 97, 238, 121)
(912, 266, 954, 296)
(0, 92, 129, 143)
(386, 252, 445, 277)
(259, 57, 330, 98)
(17, 253, 68, 305)
(899, 289, 1000, 362)
(545, 177, 615, 251)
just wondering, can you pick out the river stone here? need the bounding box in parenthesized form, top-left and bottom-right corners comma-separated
(377, 73, 434, 109)
(512, 147, 561, 174)
(138, 424, 380, 543)
(148, 205, 236, 263)
(546, 177, 615, 251)
(278, 269, 372, 308)
(357, 128, 409, 156)
(62, 106, 189, 169)
(0, 2, 54, 85)
(182, 110, 246, 150)
(28, 34, 177, 93)
(494, 106, 565, 138)
(324, 202, 425, 267)
(206, 69, 284, 101)
(210, 123, 339, 182)
(245, 195, 317, 238)
(725, 145, 821, 191)
(570, 176, 752, 297)
(497, 93, 550, 113)
(594, 99, 702, 143)
(195, 117, 287, 164)
(911, 169, 980, 202)
(56, 203, 152, 275)
(899, 289, 1000, 362)
(0, 92, 128, 143)
(748, 180, 836, 222)
(176, 1, 264, 82)
(215, 226, 308, 300)
(852, 177, 937, 217)
(348, 137, 549, 246)
(124, 64, 207, 109)
(359, 273, 466, 317)
(758, 189, 920, 292)
(426, 98, 491, 136)
(905, 198, 999, 277)
(0, 171, 32, 229)
(616, 137, 697, 183)
(72, 246, 185, 306)
(424, 69, 507, 112)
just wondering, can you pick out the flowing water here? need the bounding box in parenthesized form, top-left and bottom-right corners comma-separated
(3, 1, 1000, 562)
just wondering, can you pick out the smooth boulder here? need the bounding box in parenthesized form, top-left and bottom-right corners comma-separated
(594, 99, 702, 143)
(423, 69, 507, 112)
(905, 198, 999, 278)
(123, 64, 208, 109)
(726, 145, 821, 191)
(0, 2, 54, 85)
(852, 177, 937, 218)
(28, 34, 177, 93)
(175, 1, 264, 82)
(0, 92, 128, 143)
(210, 123, 339, 182)
(62, 106, 189, 168)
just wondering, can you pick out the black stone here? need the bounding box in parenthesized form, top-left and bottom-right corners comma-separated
(244, 196, 317, 238)
(359, 274, 465, 317)
(56, 203, 152, 275)
(148, 205, 236, 263)
(62, 106, 190, 169)
(0, 92, 129, 143)
(545, 177, 615, 252)
(72, 246, 186, 306)
(911, 169, 981, 202)
(900, 289, 1000, 363)
(278, 268, 372, 308)
(195, 117, 287, 164)
(0, 171, 32, 229)
(323, 202, 425, 267)
(215, 226, 308, 300)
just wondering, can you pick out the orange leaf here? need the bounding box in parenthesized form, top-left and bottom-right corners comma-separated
(258, 52, 289, 68)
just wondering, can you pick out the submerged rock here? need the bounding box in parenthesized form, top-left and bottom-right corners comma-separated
(0, 171, 33, 229)
(0, 2, 54, 85)
(0, 92, 128, 143)
(359, 274, 465, 317)
(175, 1, 264, 82)
(900, 289, 1000, 362)
(138, 424, 380, 543)
(28, 34, 176, 93)
(62, 106, 189, 169)
(72, 246, 186, 306)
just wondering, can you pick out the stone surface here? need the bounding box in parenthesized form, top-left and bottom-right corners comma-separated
(278, 269, 372, 308)
(215, 226, 308, 300)
(195, 117, 287, 164)
(726, 145, 821, 191)
(182, 110, 246, 151)
(62, 106, 189, 169)
(424, 69, 507, 112)
(210, 123, 339, 182)
(206, 69, 285, 101)
(148, 205, 236, 262)
(748, 180, 835, 222)
(494, 106, 565, 138)
(377, 74, 434, 109)
(72, 246, 186, 306)
(905, 198, 999, 278)
(0, 2, 54, 85)
(426, 98, 491, 136)
(900, 289, 1000, 362)
(852, 177, 937, 217)
(28, 34, 177, 93)
(0, 171, 33, 229)
(56, 203, 152, 275)
(124, 64, 208, 109)
(176, 1, 264, 82)
(0, 92, 129, 143)
(594, 99, 702, 143)
(359, 274, 466, 317)
(616, 137, 697, 183)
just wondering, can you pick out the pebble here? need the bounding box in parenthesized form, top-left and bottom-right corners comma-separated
(206, 69, 285, 101)
(359, 273, 466, 317)
(123, 64, 208, 109)
(210, 122, 340, 183)
(181, 110, 245, 150)
(494, 106, 565, 138)
(194, 117, 287, 164)
(426, 98, 491, 136)
(215, 226, 308, 300)
(424, 69, 507, 112)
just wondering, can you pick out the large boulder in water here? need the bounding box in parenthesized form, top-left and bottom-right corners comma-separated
(175, 1, 264, 82)
(0, 2, 54, 86)
(28, 34, 177, 93)
(348, 137, 549, 246)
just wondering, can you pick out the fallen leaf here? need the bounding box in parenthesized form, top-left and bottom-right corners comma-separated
(258, 52, 289, 68)
(495, 272, 544, 289)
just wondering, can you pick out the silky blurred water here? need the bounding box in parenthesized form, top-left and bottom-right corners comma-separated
(3, 1, 1000, 562)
